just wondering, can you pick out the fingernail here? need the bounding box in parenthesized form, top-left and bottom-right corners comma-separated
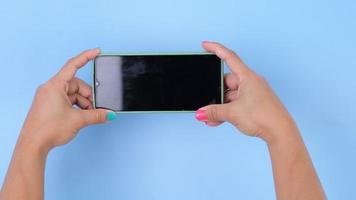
(106, 111, 117, 121)
(93, 47, 101, 53)
(195, 109, 208, 121)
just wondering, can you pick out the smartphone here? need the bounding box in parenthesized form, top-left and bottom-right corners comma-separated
(93, 53, 224, 112)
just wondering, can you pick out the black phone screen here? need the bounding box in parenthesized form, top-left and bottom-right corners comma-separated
(94, 54, 223, 112)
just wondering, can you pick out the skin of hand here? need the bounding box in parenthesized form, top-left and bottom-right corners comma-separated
(0, 48, 116, 200)
(196, 41, 326, 200)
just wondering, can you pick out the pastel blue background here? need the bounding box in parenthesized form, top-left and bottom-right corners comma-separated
(0, 0, 355, 199)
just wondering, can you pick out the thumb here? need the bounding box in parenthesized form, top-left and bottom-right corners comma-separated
(195, 104, 230, 122)
(79, 109, 117, 126)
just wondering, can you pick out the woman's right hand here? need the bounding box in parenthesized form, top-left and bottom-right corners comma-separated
(196, 41, 298, 143)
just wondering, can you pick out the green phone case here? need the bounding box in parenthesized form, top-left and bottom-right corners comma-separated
(92, 52, 224, 113)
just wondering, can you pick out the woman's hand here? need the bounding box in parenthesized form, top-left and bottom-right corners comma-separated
(196, 42, 326, 199)
(19, 48, 117, 153)
(196, 42, 297, 143)
(0, 49, 117, 200)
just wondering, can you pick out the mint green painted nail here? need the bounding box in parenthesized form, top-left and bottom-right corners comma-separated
(106, 112, 117, 121)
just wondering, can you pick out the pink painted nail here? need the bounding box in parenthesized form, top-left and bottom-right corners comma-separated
(195, 109, 208, 121)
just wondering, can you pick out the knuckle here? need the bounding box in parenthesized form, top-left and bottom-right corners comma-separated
(49, 78, 65, 90)
(216, 49, 224, 58)
(66, 57, 76, 65)
(36, 83, 51, 96)
(255, 75, 268, 84)
(81, 50, 91, 60)
(227, 49, 237, 57)
(245, 72, 263, 83)
(81, 49, 91, 55)
(224, 48, 238, 60)
(66, 56, 82, 68)
(207, 105, 219, 121)
(94, 110, 104, 123)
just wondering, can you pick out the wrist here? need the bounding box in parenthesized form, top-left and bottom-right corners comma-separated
(17, 129, 52, 158)
(260, 118, 301, 147)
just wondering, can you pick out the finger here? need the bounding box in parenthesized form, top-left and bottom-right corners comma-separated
(202, 41, 249, 76)
(224, 73, 239, 90)
(205, 121, 223, 127)
(195, 104, 230, 122)
(68, 78, 93, 100)
(225, 90, 239, 103)
(56, 48, 100, 82)
(78, 109, 117, 126)
(69, 94, 93, 109)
